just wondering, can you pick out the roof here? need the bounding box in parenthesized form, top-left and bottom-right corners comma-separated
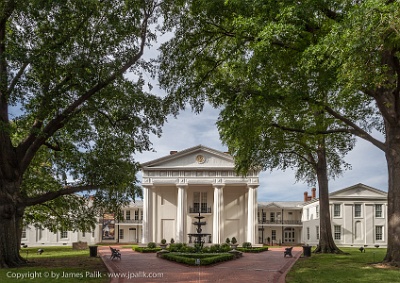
(140, 144, 234, 170)
(258, 201, 305, 209)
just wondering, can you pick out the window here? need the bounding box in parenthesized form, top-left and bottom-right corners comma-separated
(125, 210, 131, 220)
(82, 232, 86, 238)
(193, 192, 208, 213)
(316, 205, 319, 219)
(201, 192, 207, 212)
(354, 204, 362, 217)
(119, 229, 124, 240)
(316, 226, 320, 240)
(375, 204, 383, 218)
(334, 225, 341, 240)
(307, 227, 310, 240)
(333, 204, 341, 217)
(140, 210, 143, 220)
(376, 226, 383, 241)
(270, 212, 275, 223)
(60, 231, 68, 239)
(271, 230, 276, 241)
(262, 211, 267, 222)
(21, 227, 27, 239)
(306, 209, 310, 220)
(135, 210, 139, 220)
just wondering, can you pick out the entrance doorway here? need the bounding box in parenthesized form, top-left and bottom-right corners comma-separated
(284, 228, 295, 243)
(129, 228, 137, 243)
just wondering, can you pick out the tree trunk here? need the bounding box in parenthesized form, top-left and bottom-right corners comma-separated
(383, 124, 400, 265)
(313, 141, 343, 254)
(0, 181, 26, 268)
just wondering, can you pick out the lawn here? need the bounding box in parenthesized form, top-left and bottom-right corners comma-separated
(0, 246, 109, 283)
(286, 247, 400, 283)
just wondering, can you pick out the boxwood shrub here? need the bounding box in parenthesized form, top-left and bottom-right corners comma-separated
(134, 246, 162, 253)
(236, 246, 269, 253)
(160, 252, 235, 266)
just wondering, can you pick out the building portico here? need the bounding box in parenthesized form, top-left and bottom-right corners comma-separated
(140, 145, 260, 245)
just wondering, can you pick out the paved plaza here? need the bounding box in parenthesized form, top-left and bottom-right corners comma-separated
(98, 246, 302, 283)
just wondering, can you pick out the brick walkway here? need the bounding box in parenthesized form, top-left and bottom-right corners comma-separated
(98, 246, 302, 283)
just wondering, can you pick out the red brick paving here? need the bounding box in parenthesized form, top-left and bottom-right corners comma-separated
(98, 246, 302, 283)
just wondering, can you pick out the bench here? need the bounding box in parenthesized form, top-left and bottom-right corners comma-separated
(284, 247, 293, 257)
(110, 247, 121, 260)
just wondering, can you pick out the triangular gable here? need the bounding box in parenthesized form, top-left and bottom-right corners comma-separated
(141, 145, 234, 169)
(263, 202, 283, 209)
(330, 183, 387, 199)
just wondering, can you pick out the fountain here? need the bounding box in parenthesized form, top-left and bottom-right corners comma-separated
(187, 212, 211, 248)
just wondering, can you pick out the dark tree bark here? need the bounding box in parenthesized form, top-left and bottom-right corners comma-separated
(313, 139, 343, 254)
(0, 180, 27, 268)
(383, 123, 400, 266)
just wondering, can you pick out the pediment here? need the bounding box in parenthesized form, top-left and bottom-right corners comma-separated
(141, 145, 234, 170)
(330, 183, 387, 199)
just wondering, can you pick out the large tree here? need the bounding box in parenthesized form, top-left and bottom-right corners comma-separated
(0, 0, 177, 268)
(159, 1, 400, 264)
(216, 91, 352, 253)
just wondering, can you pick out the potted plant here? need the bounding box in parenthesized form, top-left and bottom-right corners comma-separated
(230, 237, 238, 249)
(160, 239, 168, 249)
(225, 238, 231, 244)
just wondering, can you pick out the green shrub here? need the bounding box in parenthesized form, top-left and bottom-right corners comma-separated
(236, 246, 268, 253)
(202, 246, 210, 253)
(225, 238, 231, 244)
(160, 252, 235, 266)
(220, 243, 231, 252)
(242, 242, 252, 248)
(168, 243, 186, 252)
(170, 238, 175, 244)
(147, 242, 156, 248)
(135, 246, 161, 253)
(161, 239, 167, 244)
(231, 237, 237, 244)
(210, 244, 221, 253)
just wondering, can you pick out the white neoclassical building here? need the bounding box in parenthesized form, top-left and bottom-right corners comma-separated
(140, 145, 260, 245)
(20, 146, 389, 248)
(302, 183, 388, 247)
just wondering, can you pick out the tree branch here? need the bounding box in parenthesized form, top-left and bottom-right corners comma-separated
(17, 5, 153, 173)
(323, 105, 385, 151)
(24, 184, 100, 207)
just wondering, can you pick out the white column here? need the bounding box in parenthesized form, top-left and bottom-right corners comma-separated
(141, 185, 151, 244)
(247, 185, 258, 244)
(176, 185, 187, 243)
(213, 184, 224, 244)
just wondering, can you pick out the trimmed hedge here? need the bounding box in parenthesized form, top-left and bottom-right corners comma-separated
(160, 252, 235, 266)
(134, 247, 162, 253)
(236, 246, 269, 253)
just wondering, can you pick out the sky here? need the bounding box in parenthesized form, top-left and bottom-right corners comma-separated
(134, 103, 389, 202)
(132, 28, 390, 202)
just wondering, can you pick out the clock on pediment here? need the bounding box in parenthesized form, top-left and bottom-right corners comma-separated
(196, 154, 206, 164)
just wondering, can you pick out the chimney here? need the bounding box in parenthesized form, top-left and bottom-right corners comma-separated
(311, 188, 316, 199)
(170, 151, 178, 155)
(304, 192, 309, 202)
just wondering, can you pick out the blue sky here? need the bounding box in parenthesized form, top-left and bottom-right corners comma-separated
(135, 103, 388, 202)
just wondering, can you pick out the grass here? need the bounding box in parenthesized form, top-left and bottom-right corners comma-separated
(286, 247, 400, 283)
(0, 246, 108, 283)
